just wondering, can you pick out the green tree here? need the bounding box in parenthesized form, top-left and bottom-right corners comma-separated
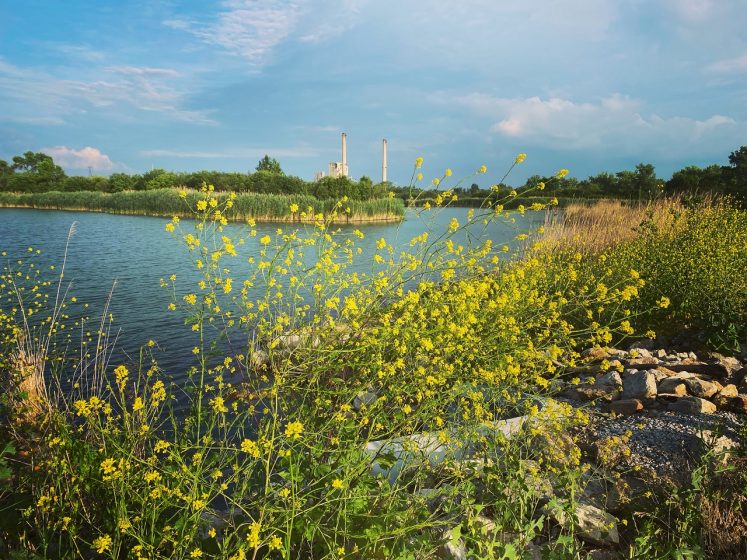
(0, 159, 13, 191)
(256, 155, 283, 175)
(8, 151, 66, 192)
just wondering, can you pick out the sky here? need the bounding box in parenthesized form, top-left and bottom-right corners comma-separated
(1, 0, 746, 186)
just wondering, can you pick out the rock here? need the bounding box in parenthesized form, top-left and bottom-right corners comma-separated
(353, 387, 379, 409)
(657, 378, 688, 396)
(626, 357, 660, 368)
(583, 347, 610, 361)
(682, 377, 719, 399)
(656, 393, 683, 403)
(437, 527, 466, 560)
(733, 367, 747, 388)
(717, 384, 738, 398)
(665, 363, 730, 378)
(629, 339, 655, 351)
(566, 384, 620, 402)
(708, 354, 742, 375)
(365, 416, 527, 483)
(654, 349, 668, 359)
(544, 501, 619, 546)
(622, 371, 657, 400)
(629, 348, 652, 359)
(249, 350, 269, 370)
(715, 395, 747, 414)
(608, 399, 644, 416)
(597, 371, 623, 390)
(668, 396, 717, 414)
(606, 348, 629, 359)
(696, 430, 739, 459)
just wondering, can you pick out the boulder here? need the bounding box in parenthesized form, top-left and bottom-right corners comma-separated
(622, 371, 657, 400)
(626, 357, 660, 369)
(566, 384, 620, 402)
(715, 395, 747, 414)
(665, 363, 730, 378)
(582, 347, 610, 361)
(608, 399, 644, 416)
(668, 396, 717, 414)
(544, 501, 619, 546)
(682, 377, 719, 399)
(657, 378, 688, 396)
(717, 384, 738, 398)
(596, 370, 623, 390)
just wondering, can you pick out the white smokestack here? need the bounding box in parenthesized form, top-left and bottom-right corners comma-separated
(341, 132, 347, 177)
(382, 138, 388, 183)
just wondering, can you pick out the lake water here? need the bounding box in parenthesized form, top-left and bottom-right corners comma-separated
(0, 207, 543, 386)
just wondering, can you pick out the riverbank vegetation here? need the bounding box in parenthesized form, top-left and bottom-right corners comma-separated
(0, 158, 745, 558)
(0, 189, 405, 224)
(394, 146, 747, 207)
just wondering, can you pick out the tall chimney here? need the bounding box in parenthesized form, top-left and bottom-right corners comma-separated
(382, 138, 388, 183)
(341, 132, 347, 177)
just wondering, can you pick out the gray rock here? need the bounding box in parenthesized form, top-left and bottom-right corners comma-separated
(608, 399, 644, 415)
(682, 377, 719, 399)
(544, 501, 619, 545)
(668, 396, 717, 414)
(353, 387, 379, 409)
(597, 371, 623, 390)
(622, 371, 657, 400)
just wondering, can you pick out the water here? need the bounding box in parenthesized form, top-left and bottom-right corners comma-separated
(0, 207, 543, 385)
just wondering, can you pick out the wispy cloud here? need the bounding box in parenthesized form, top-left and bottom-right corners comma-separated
(708, 53, 747, 73)
(42, 145, 115, 170)
(50, 43, 106, 62)
(163, 0, 371, 65)
(164, 0, 303, 65)
(0, 58, 215, 125)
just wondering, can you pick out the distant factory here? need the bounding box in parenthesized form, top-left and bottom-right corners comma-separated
(314, 133, 388, 183)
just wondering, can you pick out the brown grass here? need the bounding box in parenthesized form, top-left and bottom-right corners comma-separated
(541, 198, 683, 252)
(702, 457, 747, 559)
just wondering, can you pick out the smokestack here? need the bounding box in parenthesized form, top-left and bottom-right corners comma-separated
(341, 132, 347, 177)
(382, 138, 388, 183)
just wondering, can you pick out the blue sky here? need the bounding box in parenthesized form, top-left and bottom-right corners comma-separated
(1, 0, 746, 185)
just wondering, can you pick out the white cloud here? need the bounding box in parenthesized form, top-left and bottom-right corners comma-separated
(448, 92, 739, 155)
(42, 146, 115, 170)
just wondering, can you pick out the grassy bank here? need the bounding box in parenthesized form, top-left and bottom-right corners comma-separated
(0, 188, 405, 224)
(0, 186, 745, 558)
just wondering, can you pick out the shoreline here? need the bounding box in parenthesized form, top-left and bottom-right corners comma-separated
(0, 203, 405, 225)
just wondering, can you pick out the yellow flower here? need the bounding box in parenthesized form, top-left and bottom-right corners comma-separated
(555, 168, 569, 178)
(289, 203, 299, 213)
(133, 397, 144, 412)
(93, 534, 112, 554)
(240, 438, 261, 458)
(284, 420, 304, 439)
(196, 200, 208, 211)
(210, 396, 228, 414)
(165, 222, 175, 232)
(269, 535, 283, 550)
(415, 156, 423, 168)
(444, 168, 452, 177)
(260, 235, 271, 246)
(657, 296, 671, 309)
(515, 153, 527, 164)
(190, 549, 203, 558)
(478, 165, 487, 174)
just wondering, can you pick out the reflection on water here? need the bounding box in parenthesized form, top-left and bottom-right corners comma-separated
(0, 207, 543, 386)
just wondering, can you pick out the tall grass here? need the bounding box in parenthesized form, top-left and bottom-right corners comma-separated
(0, 189, 405, 224)
(541, 196, 747, 349)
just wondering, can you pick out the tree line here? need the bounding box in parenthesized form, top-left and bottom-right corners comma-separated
(393, 146, 747, 204)
(0, 153, 392, 200)
(2, 147, 746, 204)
